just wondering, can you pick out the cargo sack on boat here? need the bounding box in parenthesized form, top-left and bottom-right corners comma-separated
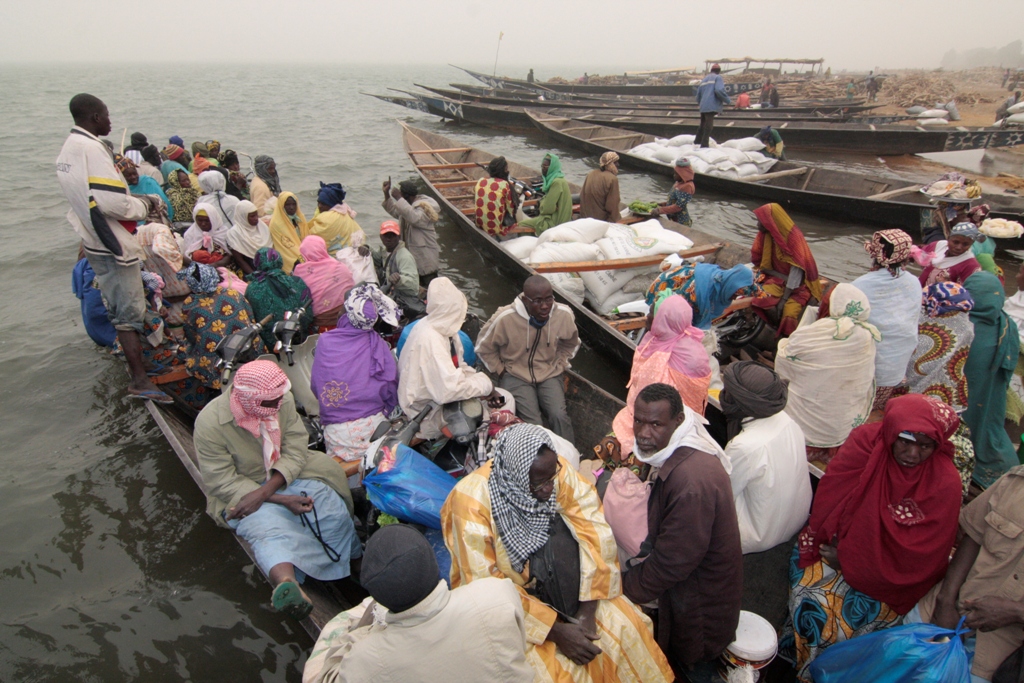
(580, 266, 655, 302)
(808, 617, 971, 683)
(527, 242, 602, 265)
(363, 444, 456, 530)
(942, 101, 961, 121)
(543, 273, 585, 305)
(585, 288, 645, 316)
(1007, 113, 1024, 125)
(1008, 101, 1024, 115)
(503, 235, 538, 261)
(906, 106, 928, 116)
(666, 134, 697, 147)
(536, 218, 610, 245)
(920, 109, 950, 119)
(720, 137, 766, 152)
(917, 118, 950, 126)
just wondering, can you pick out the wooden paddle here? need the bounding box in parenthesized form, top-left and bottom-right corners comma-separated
(531, 242, 725, 274)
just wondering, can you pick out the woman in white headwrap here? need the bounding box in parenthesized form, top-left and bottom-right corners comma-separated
(226, 200, 273, 274)
(181, 202, 234, 267)
(197, 170, 240, 228)
(775, 283, 881, 457)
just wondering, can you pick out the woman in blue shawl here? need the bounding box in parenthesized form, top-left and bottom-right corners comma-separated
(646, 262, 757, 328)
(963, 271, 1021, 487)
(244, 247, 315, 350)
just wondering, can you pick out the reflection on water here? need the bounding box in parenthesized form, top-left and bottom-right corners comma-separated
(0, 62, 992, 682)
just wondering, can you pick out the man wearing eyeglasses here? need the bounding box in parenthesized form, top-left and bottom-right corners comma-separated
(476, 276, 581, 441)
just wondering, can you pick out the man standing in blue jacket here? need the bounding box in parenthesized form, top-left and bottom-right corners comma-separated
(695, 64, 732, 148)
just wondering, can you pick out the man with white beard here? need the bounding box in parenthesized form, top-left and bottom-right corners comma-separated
(620, 383, 743, 683)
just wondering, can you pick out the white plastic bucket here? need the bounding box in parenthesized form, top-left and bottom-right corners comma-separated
(717, 610, 778, 681)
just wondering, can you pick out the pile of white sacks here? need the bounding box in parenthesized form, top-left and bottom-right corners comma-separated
(502, 218, 695, 315)
(627, 134, 778, 179)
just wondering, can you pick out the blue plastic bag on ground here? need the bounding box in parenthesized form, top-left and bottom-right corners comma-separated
(808, 617, 970, 683)
(363, 444, 457, 529)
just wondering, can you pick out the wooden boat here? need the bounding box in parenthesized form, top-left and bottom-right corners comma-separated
(527, 111, 1024, 247)
(363, 92, 429, 113)
(551, 111, 1024, 155)
(143, 367, 632, 639)
(399, 122, 756, 370)
(455, 65, 764, 98)
(420, 84, 878, 116)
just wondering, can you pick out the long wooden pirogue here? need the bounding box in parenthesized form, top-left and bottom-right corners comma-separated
(526, 110, 1024, 248)
(399, 122, 752, 371)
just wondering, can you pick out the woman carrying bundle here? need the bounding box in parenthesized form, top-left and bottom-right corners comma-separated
(649, 158, 696, 226)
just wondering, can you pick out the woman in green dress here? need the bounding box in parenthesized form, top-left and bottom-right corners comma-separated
(519, 153, 572, 235)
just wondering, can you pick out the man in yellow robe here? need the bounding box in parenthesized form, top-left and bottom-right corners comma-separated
(442, 423, 674, 683)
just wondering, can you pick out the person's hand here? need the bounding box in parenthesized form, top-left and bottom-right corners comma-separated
(278, 495, 314, 516)
(382, 179, 391, 197)
(388, 272, 402, 285)
(226, 488, 270, 520)
(648, 207, 659, 217)
(357, 245, 371, 257)
(547, 622, 602, 665)
(575, 602, 600, 641)
(964, 596, 1024, 631)
(485, 389, 506, 409)
(931, 596, 963, 631)
(819, 541, 840, 570)
(389, 187, 402, 201)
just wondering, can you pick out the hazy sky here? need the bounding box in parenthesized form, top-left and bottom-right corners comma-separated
(2, 0, 1021, 72)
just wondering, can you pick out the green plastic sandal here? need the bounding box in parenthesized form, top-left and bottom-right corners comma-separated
(271, 581, 313, 621)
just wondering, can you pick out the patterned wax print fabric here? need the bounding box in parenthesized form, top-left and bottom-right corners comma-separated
(182, 285, 264, 390)
(666, 187, 693, 226)
(474, 177, 515, 238)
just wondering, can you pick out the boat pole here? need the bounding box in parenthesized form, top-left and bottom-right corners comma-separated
(492, 31, 504, 78)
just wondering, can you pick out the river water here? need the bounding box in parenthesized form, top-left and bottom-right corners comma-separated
(0, 63, 1006, 682)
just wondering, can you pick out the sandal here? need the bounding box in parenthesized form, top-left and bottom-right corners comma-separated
(272, 581, 313, 621)
(128, 389, 174, 404)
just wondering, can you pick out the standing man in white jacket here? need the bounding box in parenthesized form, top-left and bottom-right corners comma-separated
(56, 94, 172, 403)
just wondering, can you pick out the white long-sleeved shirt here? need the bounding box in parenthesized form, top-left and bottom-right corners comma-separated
(726, 411, 813, 554)
(55, 126, 149, 265)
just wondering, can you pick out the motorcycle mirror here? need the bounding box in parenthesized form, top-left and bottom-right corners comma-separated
(273, 340, 283, 354)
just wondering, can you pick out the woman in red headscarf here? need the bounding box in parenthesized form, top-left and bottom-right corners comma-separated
(785, 393, 962, 680)
(750, 203, 823, 337)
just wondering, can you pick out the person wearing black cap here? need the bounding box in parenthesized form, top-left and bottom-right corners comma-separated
(695, 64, 731, 148)
(303, 524, 534, 683)
(383, 178, 441, 287)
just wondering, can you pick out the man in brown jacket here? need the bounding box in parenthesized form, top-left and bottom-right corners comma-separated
(579, 151, 622, 222)
(621, 383, 743, 682)
(475, 276, 580, 441)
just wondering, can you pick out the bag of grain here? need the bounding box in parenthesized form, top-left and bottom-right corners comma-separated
(906, 106, 927, 116)
(585, 287, 646, 316)
(580, 266, 655, 302)
(527, 242, 601, 265)
(502, 235, 538, 261)
(721, 137, 766, 152)
(667, 134, 697, 147)
(691, 148, 730, 165)
(1007, 113, 1024, 125)
(736, 163, 761, 177)
(917, 118, 950, 126)
(653, 148, 679, 164)
(1008, 101, 1024, 115)
(920, 109, 950, 119)
(536, 218, 609, 245)
(543, 273, 585, 305)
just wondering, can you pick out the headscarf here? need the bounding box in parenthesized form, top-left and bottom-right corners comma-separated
(638, 295, 710, 378)
(229, 360, 292, 476)
(197, 170, 238, 226)
(673, 159, 696, 194)
(191, 141, 210, 158)
(267, 191, 308, 273)
(226, 200, 273, 259)
(950, 221, 981, 240)
(165, 168, 200, 220)
(360, 525, 439, 613)
(206, 140, 221, 157)
(182, 202, 231, 255)
(255, 155, 282, 195)
(487, 156, 509, 179)
(923, 282, 974, 317)
(176, 262, 220, 294)
(720, 361, 789, 441)
(141, 271, 164, 311)
(219, 149, 239, 168)
(318, 182, 347, 207)
(599, 151, 619, 169)
(967, 204, 991, 226)
(169, 135, 184, 147)
(751, 203, 824, 301)
(797, 393, 962, 614)
(864, 229, 913, 276)
(540, 153, 565, 193)
(424, 277, 468, 338)
(821, 283, 881, 341)
(128, 132, 148, 149)
(691, 263, 756, 328)
(113, 153, 134, 174)
(344, 282, 401, 330)
(193, 155, 212, 175)
(292, 236, 356, 315)
(487, 423, 558, 573)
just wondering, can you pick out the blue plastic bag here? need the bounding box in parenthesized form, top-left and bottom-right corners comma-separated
(808, 617, 971, 683)
(363, 444, 457, 529)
